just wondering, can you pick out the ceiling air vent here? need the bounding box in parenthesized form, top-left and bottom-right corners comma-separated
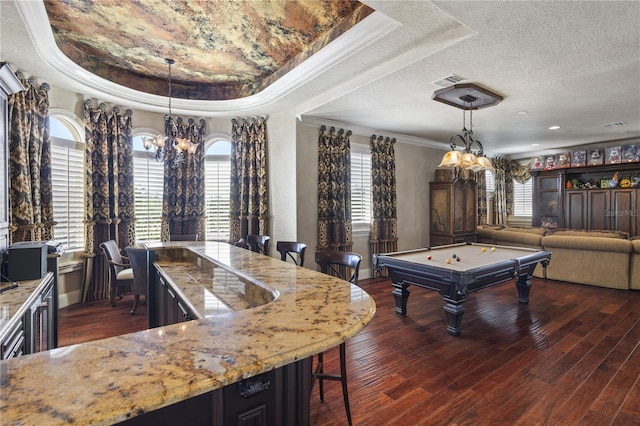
(432, 74, 465, 87)
(602, 121, 626, 128)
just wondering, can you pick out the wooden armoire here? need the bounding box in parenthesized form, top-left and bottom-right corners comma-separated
(429, 169, 478, 247)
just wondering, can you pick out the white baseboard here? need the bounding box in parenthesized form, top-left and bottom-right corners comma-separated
(58, 289, 82, 309)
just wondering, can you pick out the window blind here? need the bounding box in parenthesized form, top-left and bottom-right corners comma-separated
(133, 154, 164, 242)
(512, 178, 533, 217)
(51, 140, 85, 251)
(205, 156, 231, 240)
(351, 149, 372, 224)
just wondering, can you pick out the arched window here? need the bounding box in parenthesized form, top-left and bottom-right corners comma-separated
(50, 112, 84, 252)
(205, 138, 231, 240)
(132, 131, 165, 242)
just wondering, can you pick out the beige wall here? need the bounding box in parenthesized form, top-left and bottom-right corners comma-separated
(295, 121, 444, 278)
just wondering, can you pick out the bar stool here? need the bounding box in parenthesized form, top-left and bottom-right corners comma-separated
(276, 241, 307, 266)
(247, 234, 270, 255)
(312, 250, 362, 426)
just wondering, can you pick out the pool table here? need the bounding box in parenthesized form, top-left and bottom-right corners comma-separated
(373, 242, 552, 336)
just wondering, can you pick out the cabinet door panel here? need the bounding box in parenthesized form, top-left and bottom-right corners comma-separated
(453, 184, 465, 232)
(611, 189, 637, 236)
(565, 191, 587, 230)
(587, 190, 610, 230)
(430, 186, 450, 234)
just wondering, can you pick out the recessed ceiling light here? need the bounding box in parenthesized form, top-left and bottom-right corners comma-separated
(548, 125, 560, 130)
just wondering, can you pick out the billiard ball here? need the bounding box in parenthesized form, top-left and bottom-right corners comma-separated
(481, 247, 487, 252)
(446, 258, 451, 264)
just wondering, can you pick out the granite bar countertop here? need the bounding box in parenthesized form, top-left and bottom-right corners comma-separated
(0, 242, 376, 425)
(0, 273, 54, 342)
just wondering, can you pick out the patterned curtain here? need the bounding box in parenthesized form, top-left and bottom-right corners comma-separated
(317, 125, 353, 253)
(161, 118, 206, 242)
(229, 116, 269, 244)
(369, 135, 398, 277)
(7, 73, 55, 243)
(492, 156, 510, 224)
(81, 101, 135, 302)
(476, 170, 488, 225)
(491, 156, 532, 225)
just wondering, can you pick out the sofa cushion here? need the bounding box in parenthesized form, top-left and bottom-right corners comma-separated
(505, 226, 548, 236)
(547, 229, 630, 239)
(494, 230, 543, 248)
(542, 235, 632, 253)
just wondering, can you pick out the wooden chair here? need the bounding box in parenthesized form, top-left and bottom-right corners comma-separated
(169, 234, 198, 241)
(124, 247, 147, 315)
(247, 234, 270, 255)
(276, 241, 307, 267)
(99, 240, 133, 307)
(312, 250, 362, 426)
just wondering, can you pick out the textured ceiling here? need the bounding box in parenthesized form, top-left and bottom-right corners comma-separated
(43, 0, 372, 100)
(2, 1, 639, 157)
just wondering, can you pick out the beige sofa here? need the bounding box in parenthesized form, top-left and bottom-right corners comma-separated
(631, 239, 640, 290)
(477, 225, 547, 278)
(477, 226, 637, 290)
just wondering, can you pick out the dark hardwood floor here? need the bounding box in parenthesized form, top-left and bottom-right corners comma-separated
(59, 277, 640, 425)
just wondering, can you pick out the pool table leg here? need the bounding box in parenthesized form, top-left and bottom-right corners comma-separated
(442, 297, 465, 336)
(392, 282, 410, 316)
(515, 274, 532, 304)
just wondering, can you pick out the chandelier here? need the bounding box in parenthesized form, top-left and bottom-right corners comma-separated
(433, 83, 502, 172)
(437, 96, 493, 172)
(142, 58, 199, 168)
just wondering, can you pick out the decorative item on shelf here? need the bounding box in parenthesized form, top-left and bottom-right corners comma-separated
(571, 150, 587, 167)
(434, 83, 501, 172)
(588, 148, 604, 166)
(619, 178, 632, 188)
(610, 171, 620, 188)
(543, 154, 556, 170)
(622, 144, 640, 163)
(605, 146, 622, 164)
(556, 152, 571, 168)
(142, 58, 199, 169)
(530, 156, 543, 171)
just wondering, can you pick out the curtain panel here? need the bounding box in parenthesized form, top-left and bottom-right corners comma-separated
(82, 101, 135, 302)
(369, 135, 398, 277)
(7, 74, 55, 243)
(491, 156, 532, 225)
(317, 125, 353, 253)
(476, 170, 488, 226)
(229, 116, 269, 245)
(161, 118, 206, 242)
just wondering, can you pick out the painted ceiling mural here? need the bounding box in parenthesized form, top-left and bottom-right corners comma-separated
(43, 0, 373, 100)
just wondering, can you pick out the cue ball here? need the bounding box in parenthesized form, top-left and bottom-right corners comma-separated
(491, 247, 496, 252)
(481, 247, 487, 252)
(427, 255, 432, 260)
(446, 258, 451, 264)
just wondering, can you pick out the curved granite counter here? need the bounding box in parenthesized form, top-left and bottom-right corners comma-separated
(0, 242, 376, 425)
